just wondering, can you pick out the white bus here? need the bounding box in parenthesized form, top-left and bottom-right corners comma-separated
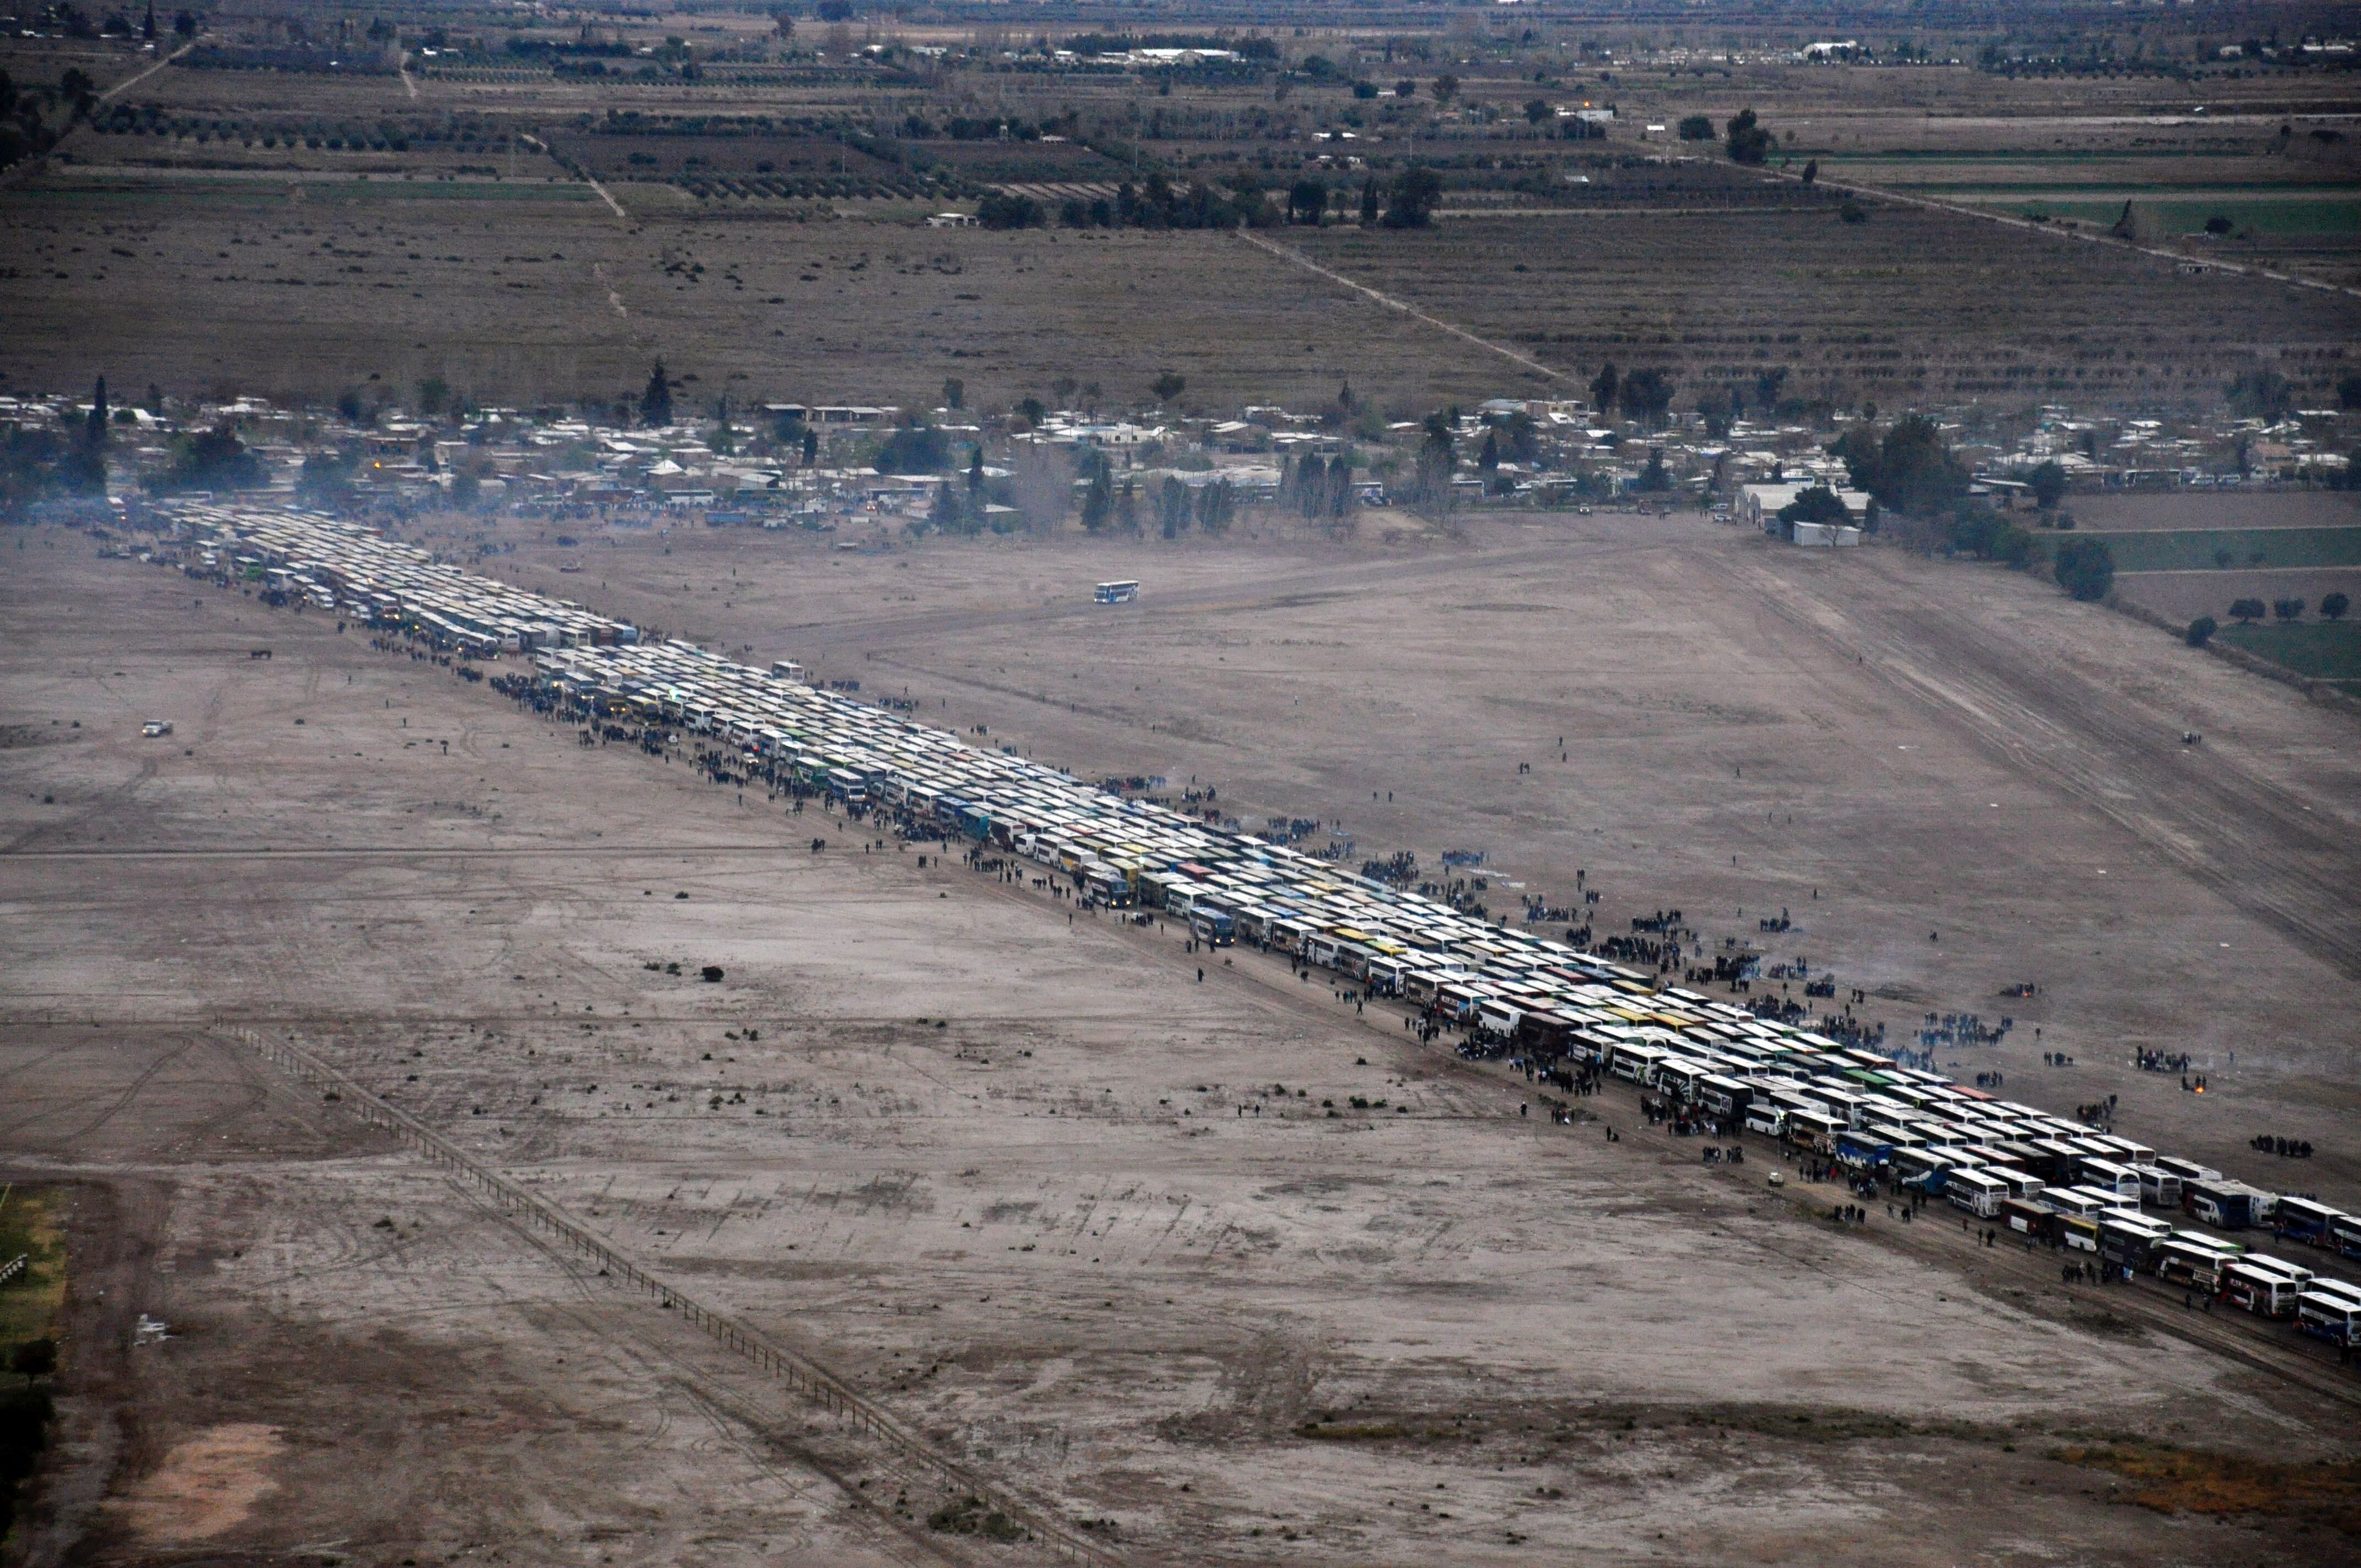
(1946, 1168, 2011, 1219)
(2221, 1257, 2311, 1319)
(2137, 1166, 2183, 1209)
(1093, 580, 1140, 605)
(2297, 1280, 2361, 1347)
(2156, 1237, 2240, 1292)
(2075, 1157, 2144, 1203)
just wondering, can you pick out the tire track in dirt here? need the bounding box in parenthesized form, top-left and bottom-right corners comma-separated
(1233, 230, 1569, 386)
(1712, 549, 2361, 978)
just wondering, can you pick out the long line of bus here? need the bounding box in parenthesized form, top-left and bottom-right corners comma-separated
(145, 502, 2361, 1362)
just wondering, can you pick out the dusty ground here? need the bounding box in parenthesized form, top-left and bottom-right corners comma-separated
(4, 514, 2358, 1565)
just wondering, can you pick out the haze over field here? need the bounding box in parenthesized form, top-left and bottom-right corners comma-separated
(3, 3, 2359, 1564)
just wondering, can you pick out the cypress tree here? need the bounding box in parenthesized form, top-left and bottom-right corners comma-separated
(640, 361, 672, 427)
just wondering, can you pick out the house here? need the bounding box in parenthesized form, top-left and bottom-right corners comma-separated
(1737, 481, 1871, 535)
(925, 212, 977, 229)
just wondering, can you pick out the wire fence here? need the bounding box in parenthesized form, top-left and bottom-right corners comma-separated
(239, 1027, 1118, 1564)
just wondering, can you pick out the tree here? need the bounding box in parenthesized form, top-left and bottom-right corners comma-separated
(150, 427, 266, 493)
(1477, 430, 1499, 470)
(11, 1337, 56, 1380)
(802, 427, 819, 466)
(1589, 361, 1618, 416)
(297, 449, 355, 505)
(1725, 108, 1774, 165)
(1158, 475, 1190, 538)
(1383, 164, 1443, 228)
(2053, 537, 2115, 602)
(1017, 395, 1046, 428)
(1800, 159, 1818, 184)
(1080, 464, 1111, 531)
(2027, 459, 2068, 510)
(875, 421, 950, 473)
(2224, 368, 2293, 422)
(1754, 365, 1790, 415)
(1432, 75, 1458, 104)
(1631, 448, 1671, 492)
(2340, 374, 2361, 412)
(976, 192, 1043, 229)
(1287, 178, 1326, 225)
(416, 376, 451, 418)
(1196, 477, 1233, 534)
(1838, 199, 1867, 225)
(1677, 113, 1715, 141)
(967, 444, 984, 496)
(940, 377, 964, 410)
(1359, 176, 1380, 225)
(1150, 371, 1186, 406)
(1836, 414, 1967, 515)
(1412, 412, 1456, 509)
(1499, 410, 1540, 464)
(2322, 591, 2350, 622)
(1778, 486, 1849, 526)
(59, 67, 97, 120)
(1395, 79, 1416, 100)
(639, 361, 672, 427)
(1617, 367, 1674, 427)
(2186, 615, 2217, 647)
(2228, 597, 2267, 624)
(83, 374, 108, 450)
(1524, 99, 1552, 126)
(2272, 596, 2305, 622)
(927, 480, 962, 535)
(1695, 387, 1738, 440)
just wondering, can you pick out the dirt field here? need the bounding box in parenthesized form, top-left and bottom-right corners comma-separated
(6, 48, 2358, 413)
(6, 511, 2359, 1564)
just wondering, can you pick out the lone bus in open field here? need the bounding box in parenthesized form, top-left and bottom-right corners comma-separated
(1093, 580, 1140, 605)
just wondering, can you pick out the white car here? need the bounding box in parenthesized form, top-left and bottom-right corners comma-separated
(141, 720, 173, 738)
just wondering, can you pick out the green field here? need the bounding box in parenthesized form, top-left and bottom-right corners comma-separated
(1977, 195, 2361, 238)
(2086, 526, 2361, 573)
(2217, 620, 2361, 686)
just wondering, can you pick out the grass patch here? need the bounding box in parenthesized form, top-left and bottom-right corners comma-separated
(2053, 1441, 2361, 1529)
(927, 1495, 1026, 1543)
(46, 176, 599, 206)
(0, 1187, 66, 1353)
(2083, 526, 2361, 574)
(0, 1186, 65, 1545)
(1977, 195, 2361, 237)
(2217, 619, 2361, 683)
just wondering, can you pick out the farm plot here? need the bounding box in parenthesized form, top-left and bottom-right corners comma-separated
(2216, 619, 2361, 685)
(0, 176, 1516, 410)
(2082, 526, 2361, 574)
(1290, 203, 2361, 409)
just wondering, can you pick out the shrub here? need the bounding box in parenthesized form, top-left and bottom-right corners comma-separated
(2053, 537, 2115, 602)
(2186, 615, 2217, 647)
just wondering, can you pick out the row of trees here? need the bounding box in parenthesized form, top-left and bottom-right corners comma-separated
(985, 165, 1447, 232)
(2220, 593, 2349, 624)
